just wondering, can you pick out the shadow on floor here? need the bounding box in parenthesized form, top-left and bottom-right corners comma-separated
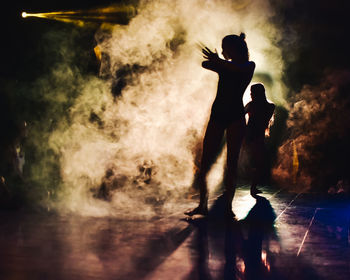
(183, 195, 322, 280)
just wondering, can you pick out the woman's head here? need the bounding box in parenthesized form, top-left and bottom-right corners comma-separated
(250, 83, 267, 102)
(222, 33, 249, 61)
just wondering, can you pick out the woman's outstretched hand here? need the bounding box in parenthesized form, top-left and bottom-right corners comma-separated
(202, 47, 219, 61)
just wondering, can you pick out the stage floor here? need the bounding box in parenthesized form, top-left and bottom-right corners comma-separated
(0, 186, 349, 279)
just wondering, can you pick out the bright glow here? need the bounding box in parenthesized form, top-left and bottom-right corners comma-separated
(261, 250, 271, 272)
(22, 12, 27, 18)
(94, 45, 102, 61)
(236, 256, 246, 273)
(232, 192, 257, 220)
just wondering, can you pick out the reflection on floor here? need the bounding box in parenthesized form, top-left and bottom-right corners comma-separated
(0, 185, 349, 280)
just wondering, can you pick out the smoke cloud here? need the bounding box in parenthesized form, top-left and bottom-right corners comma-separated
(272, 70, 350, 190)
(268, 0, 350, 192)
(9, 0, 288, 216)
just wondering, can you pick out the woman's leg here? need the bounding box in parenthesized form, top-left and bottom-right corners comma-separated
(225, 118, 246, 212)
(185, 119, 225, 215)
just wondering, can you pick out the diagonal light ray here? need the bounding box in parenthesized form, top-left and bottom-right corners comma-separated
(22, 5, 137, 25)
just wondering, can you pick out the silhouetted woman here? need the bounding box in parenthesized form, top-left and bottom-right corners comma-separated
(245, 83, 275, 196)
(186, 33, 255, 216)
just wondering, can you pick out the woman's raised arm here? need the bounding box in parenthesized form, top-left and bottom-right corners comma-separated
(201, 46, 255, 73)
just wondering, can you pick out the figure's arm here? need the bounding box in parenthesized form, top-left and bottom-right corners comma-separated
(265, 103, 276, 132)
(201, 47, 255, 73)
(202, 58, 255, 73)
(268, 103, 276, 120)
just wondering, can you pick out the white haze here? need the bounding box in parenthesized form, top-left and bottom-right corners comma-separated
(47, 0, 286, 217)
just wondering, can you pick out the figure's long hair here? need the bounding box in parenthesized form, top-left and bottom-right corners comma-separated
(222, 33, 249, 61)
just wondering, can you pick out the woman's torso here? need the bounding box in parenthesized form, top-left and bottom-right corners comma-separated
(210, 67, 253, 126)
(246, 101, 275, 141)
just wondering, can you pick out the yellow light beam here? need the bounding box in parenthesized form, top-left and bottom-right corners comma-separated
(292, 140, 299, 184)
(21, 6, 137, 25)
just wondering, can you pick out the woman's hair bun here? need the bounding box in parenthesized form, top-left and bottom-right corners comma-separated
(239, 32, 246, 40)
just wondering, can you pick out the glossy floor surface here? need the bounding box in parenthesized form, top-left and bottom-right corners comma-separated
(0, 186, 349, 279)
